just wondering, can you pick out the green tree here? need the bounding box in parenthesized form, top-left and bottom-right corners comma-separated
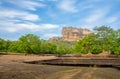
(111, 29, 120, 55)
(0, 38, 11, 52)
(0, 38, 5, 52)
(40, 41, 57, 54)
(55, 41, 75, 54)
(76, 34, 95, 54)
(8, 41, 19, 52)
(94, 26, 114, 53)
(17, 34, 41, 54)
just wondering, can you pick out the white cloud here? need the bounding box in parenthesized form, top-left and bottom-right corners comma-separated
(79, 9, 110, 30)
(5, 27, 18, 33)
(0, 21, 31, 32)
(84, 9, 108, 23)
(81, 9, 120, 30)
(0, 6, 60, 40)
(7, 0, 46, 11)
(44, 33, 60, 38)
(0, 8, 40, 32)
(16, 23, 39, 31)
(0, 9, 40, 21)
(0, 20, 59, 33)
(40, 24, 59, 29)
(58, 0, 78, 13)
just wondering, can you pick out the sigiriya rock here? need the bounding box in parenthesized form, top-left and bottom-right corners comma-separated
(62, 27, 93, 42)
(49, 27, 93, 42)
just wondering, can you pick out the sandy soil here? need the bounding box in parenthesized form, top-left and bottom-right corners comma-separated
(0, 55, 120, 79)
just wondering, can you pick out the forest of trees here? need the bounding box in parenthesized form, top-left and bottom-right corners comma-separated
(0, 26, 120, 55)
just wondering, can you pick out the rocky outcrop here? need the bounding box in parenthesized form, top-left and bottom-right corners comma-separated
(48, 27, 93, 42)
(48, 37, 62, 42)
(62, 27, 93, 42)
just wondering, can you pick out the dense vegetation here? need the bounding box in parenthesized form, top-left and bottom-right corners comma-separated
(0, 26, 120, 55)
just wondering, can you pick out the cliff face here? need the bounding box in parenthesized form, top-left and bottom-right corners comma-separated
(62, 27, 93, 42)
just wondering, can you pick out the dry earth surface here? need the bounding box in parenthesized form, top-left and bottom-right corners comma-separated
(0, 54, 120, 79)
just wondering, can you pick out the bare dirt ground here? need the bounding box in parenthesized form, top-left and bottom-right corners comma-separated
(0, 54, 120, 79)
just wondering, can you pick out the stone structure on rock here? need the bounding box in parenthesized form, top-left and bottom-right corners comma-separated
(62, 27, 93, 42)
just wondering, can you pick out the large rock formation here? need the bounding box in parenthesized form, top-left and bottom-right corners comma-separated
(62, 27, 93, 42)
(48, 27, 93, 42)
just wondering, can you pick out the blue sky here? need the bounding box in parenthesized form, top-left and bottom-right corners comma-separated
(0, 0, 120, 40)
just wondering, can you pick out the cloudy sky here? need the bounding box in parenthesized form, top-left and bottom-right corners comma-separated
(0, 0, 120, 40)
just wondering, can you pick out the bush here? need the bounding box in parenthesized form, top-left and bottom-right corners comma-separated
(91, 45, 102, 54)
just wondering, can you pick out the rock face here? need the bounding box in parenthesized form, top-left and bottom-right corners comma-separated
(62, 27, 93, 42)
